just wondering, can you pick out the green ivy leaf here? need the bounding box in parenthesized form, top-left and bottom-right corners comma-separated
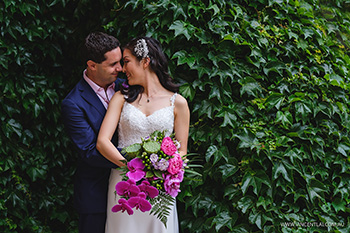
(208, 85, 221, 100)
(172, 50, 196, 67)
(337, 142, 350, 157)
(263, 61, 285, 76)
(272, 161, 292, 182)
(265, 93, 285, 110)
(27, 165, 47, 182)
(169, 20, 194, 40)
(179, 83, 195, 101)
(208, 3, 220, 16)
(306, 178, 327, 203)
(237, 195, 255, 214)
(233, 128, 259, 149)
(239, 76, 262, 97)
(331, 198, 346, 213)
(325, 73, 345, 88)
(197, 100, 219, 119)
(205, 145, 217, 163)
(6, 119, 23, 137)
(217, 107, 237, 128)
(276, 111, 293, 128)
(241, 171, 271, 195)
(248, 209, 267, 230)
(219, 163, 239, 181)
(295, 102, 312, 121)
(212, 211, 237, 231)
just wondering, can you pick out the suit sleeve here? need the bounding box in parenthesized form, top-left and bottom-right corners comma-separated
(61, 98, 118, 168)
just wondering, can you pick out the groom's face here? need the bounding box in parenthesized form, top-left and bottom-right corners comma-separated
(95, 47, 123, 88)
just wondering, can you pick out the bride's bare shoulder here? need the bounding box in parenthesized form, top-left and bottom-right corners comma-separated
(174, 94, 189, 109)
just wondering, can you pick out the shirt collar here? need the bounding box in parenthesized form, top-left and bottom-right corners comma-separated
(83, 69, 115, 92)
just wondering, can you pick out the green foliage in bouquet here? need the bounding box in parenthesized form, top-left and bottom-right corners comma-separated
(122, 143, 142, 159)
(149, 190, 176, 228)
(122, 132, 163, 159)
(143, 141, 162, 154)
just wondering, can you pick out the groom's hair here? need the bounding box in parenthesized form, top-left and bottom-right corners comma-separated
(81, 31, 121, 64)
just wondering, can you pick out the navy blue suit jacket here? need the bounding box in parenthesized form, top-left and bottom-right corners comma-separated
(61, 77, 124, 213)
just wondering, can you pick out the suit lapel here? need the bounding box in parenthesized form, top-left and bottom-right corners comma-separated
(78, 79, 106, 116)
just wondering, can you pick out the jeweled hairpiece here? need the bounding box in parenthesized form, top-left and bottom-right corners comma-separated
(134, 38, 149, 58)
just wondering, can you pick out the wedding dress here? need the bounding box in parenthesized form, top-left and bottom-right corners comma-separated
(105, 93, 179, 233)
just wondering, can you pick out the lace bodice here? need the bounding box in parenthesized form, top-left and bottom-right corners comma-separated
(117, 93, 177, 148)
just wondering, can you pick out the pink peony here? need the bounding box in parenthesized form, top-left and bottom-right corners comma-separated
(111, 198, 134, 215)
(163, 173, 182, 197)
(128, 192, 152, 212)
(161, 137, 177, 156)
(174, 169, 184, 182)
(126, 158, 146, 181)
(167, 153, 183, 175)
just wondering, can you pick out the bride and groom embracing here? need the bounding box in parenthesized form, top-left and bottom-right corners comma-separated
(61, 32, 190, 233)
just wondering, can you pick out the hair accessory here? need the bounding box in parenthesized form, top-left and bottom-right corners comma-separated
(134, 38, 149, 58)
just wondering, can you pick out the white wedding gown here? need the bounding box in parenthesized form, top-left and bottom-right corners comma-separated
(105, 93, 179, 233)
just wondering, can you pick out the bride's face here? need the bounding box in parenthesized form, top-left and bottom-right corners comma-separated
(122, 49, 144, 86)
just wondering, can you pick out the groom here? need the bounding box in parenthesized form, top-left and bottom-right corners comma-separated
(61, 32, 124, 233)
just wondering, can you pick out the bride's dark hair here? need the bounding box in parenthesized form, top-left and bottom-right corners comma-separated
(121, 37, 179, 103)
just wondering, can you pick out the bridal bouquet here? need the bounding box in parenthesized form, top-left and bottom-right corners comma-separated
(112, 130, 188, 227)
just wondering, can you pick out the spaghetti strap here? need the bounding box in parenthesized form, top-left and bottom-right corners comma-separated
(170, 93, 177, 106)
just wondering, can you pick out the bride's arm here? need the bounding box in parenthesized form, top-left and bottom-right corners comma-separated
(174, 94, 190, 157)
(96, 91, 126, 167)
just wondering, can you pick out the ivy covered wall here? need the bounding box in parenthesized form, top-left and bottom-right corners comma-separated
(1, 0, 117, 231)
(1, 0, 350, 232)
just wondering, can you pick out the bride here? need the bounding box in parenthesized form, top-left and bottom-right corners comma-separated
(96, 36, 190, 233)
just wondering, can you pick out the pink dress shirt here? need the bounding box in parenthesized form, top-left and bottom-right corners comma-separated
(83, 70, 116, 109)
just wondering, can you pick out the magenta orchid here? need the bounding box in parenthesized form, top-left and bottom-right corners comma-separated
(111, 198, 134, 215)
(126, 158, 146, 181)
(138, 180, 159, 198)
(115, 179, 140, 198)
(128, 192, 152, 212)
